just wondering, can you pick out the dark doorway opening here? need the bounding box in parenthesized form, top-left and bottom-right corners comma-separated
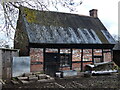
(44, 48, 72, 76)
(44, 53, 60, 76)
(60, 53, 71, 68)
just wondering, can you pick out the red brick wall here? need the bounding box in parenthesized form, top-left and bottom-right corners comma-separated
(30, 64, 43, 72)
(59, 67, 71, 71)
(72, 49, 93, 71)
(30, 48, 43, 72)
(30, 48, 112, 72)
(104, 52, 112, 62)
(72, 63, 81, 70)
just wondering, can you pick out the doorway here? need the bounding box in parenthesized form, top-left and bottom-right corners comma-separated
(44, 53, 60, 76)
(44, 48, 72, 76)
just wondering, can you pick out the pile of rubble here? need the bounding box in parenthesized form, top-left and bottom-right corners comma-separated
(11, 73, 55, 84)
(84, 62, 118, 77)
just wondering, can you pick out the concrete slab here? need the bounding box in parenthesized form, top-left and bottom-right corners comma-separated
(20, 80, 31, 84)
(46, 75, 50, 78)
(38, 74, 47, 80)
(60, 70, 78, 77)
(12, 57, 30, 77)
(17, 77, 28, 80)
(23, 73, 33, 77)
(28, 76, 38, 81)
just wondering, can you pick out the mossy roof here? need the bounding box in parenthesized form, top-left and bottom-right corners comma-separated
(17, 6, 116, 45)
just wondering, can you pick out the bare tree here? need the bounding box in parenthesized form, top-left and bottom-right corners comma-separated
(112, 34, 118, 41)
(0, 39, 9, 47)
(0, 0, 82, 48)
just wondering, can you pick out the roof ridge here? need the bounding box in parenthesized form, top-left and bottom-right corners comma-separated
(20, 6, 96, 18)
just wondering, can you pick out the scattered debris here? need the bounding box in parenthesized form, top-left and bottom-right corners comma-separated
(11, 80, 19, 85)
(56, 70, 77, 78)
(20, 80, 31, 84)
(23, 73, 32, 77)
(2, 73, 119, 88)
(54, 82, 65, 88)
(17, 77, 28, 80)
(56, 72, 62, 78)
(92, 70, 118, 75)
(84, 71, 92, 77)
(37, 74, 47, 80)
(84, 62, 118, 75)
(11, 73, 55, 84)
(28, 75, 38, 81)
(38, 78, 54, 83)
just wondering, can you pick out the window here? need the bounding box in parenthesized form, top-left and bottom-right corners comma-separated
(60, 49, 71, 67)
(30, 48, 43, 62)
(60, 54, 70, 67)
(72, 49, 81, 61)
(103, 49, 112, 62)
(83, 49, 92, 61)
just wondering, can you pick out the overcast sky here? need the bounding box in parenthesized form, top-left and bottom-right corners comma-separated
(79, 0, 119, 36)
(51, 0, 119, 36)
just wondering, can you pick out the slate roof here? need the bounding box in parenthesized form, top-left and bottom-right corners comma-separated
(18, 7, 116, 44)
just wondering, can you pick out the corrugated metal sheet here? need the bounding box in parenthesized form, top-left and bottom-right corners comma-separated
(19, 7, 116, 44)
(12, 57, 30, 77)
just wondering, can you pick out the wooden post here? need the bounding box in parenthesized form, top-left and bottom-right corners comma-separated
(43, 48, 46, 73)
(110, 49, 113, 62)
(58, 48, 60, 54)
(70, 48, 72, 70)
(102, 49, 104, 62)
(58, 48, 60, 70)
(92, 49, 94, 64)
(81, 49, 83, 71)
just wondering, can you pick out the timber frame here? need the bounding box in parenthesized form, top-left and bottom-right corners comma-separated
(29, 43, 113, 71)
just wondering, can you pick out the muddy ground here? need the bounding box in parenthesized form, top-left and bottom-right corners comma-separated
(2, 73, 120, 89)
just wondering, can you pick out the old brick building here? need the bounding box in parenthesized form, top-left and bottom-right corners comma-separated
(14, 7, 116, 76)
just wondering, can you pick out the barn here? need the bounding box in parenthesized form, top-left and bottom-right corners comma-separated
(14, 6, 116, 76)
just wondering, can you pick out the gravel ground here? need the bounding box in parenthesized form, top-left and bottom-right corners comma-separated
(2, 73, 120, 89)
